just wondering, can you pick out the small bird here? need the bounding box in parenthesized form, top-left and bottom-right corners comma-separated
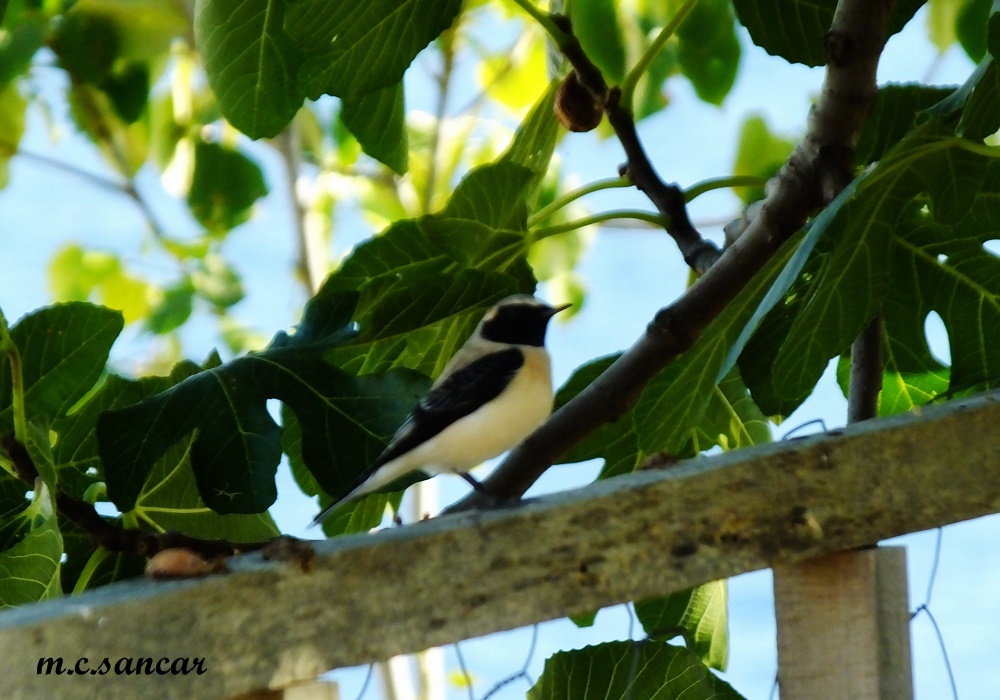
(311, 294, 569, 526)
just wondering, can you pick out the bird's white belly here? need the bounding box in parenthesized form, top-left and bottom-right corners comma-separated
(403, 357, 553, 474)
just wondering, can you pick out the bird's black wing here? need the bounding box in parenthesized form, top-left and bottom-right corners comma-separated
(369, 347, 525, 471)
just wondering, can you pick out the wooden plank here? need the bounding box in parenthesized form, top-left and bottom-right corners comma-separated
(774, 548, 913, 698)
(0, 390, 998, 699)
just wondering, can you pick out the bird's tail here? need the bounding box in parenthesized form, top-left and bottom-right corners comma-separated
(309, 458, 409, 528)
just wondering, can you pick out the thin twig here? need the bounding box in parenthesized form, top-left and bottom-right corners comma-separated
(549, 13, 722, 273)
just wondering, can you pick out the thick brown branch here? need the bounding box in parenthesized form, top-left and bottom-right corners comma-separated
(447, 0, 893, 513)
(1, 433, 270, 560)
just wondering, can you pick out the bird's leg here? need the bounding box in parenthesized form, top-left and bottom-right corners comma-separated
(458, 473, 534, 509)
(460, 472, 493, 496)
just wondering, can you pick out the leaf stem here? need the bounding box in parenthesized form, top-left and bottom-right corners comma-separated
(532, 210, 667, 240)
(685, 175, 769, 201)
(620, 0, 702, 108)
(506, 0, 569, 46)
(72, 547, 110, 594)
(0, 308, 27, 443)
(528, 177, 632, 226)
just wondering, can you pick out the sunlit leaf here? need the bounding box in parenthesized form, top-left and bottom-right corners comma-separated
(0, 488, 62, 608)
(0, 81, 26, 189)
(528, 641, 744, 699)
(927, 0, 962, 52)
(635, 581, 729, 671)
(477, 31, 550, 112)
(732, 114, 795, 202)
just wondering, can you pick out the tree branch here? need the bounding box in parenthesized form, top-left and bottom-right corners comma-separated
(848, 313, 884, 424)
(447, 0, 893, 512)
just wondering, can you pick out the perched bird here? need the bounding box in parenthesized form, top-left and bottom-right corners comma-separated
(311, 294, 569, 526)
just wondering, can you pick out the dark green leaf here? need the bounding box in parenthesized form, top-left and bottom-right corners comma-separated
(957, 0, 992, 62)
(528, 641, 745, 700)
(51, 9, 119, 83)
(766, 122, 989, 409)
(635, 581, 729, 671)
(732, 0, 925, 67)
(957, 58, 1000, 141)
(146, 282, 195, 335)
(100, 61, 149, 123)
(0, 12, 45, 84)
(856, 83, 956, 165)
(683, 369, 771, 456)
(677, 0, 740, 105)
(282, 408, 407, 535)
(882, 163, 1000, 400)
(990, 1, 1000, 60)
(554, 354, 644, 478)
(286, 0, 462, 100)
(195, 0, 303, 138)
(341, 82, 409, 175)
(0, 303, 123, 434)
(23, 419, 56, 489)
(187, 139, 268, 232)
(327, 269, 519, 376)
(569, 610, 598, 628)
(571, 0, 627, 84)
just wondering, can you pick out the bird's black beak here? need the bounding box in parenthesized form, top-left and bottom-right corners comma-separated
(546, 302, 572, 317)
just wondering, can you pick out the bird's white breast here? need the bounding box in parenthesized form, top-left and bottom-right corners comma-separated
(400, 346, 554, 475)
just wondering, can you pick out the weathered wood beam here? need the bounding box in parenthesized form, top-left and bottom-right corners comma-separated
(2, 390, 999, 700)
